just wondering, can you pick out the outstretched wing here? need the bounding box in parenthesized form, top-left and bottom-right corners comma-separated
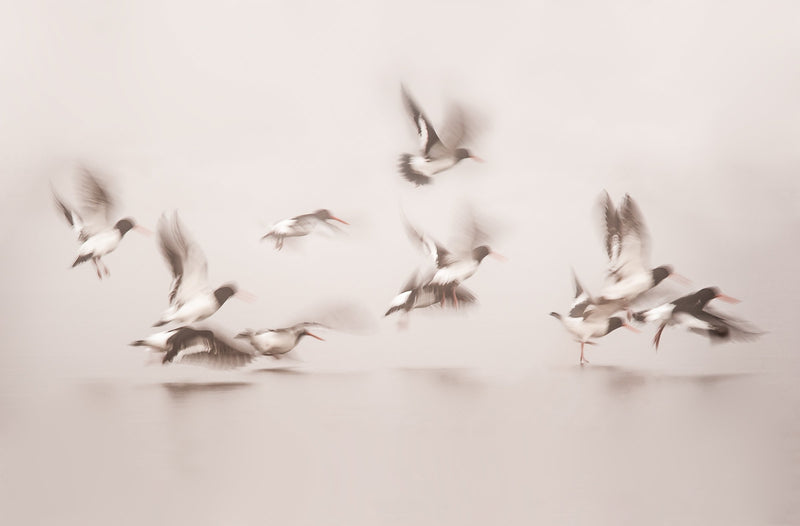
(607, 194, 650, 281)
(698, 308, 764, 343)
(402, 216, 454, 268)
(568, 270, 593, 318)
(599, 191, 621, 262)
(52, 189, 89, 242)
(76, 168, 116, 237)
(163, 326, 256, 369)
(401, 85, 441, 156)
(157, 212, 209, 306)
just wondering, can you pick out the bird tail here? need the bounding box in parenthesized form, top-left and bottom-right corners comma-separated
(129, 340, 147, 347)
(72, 253, 93, 267)
(234, 330, 253, 339)
(260, 232, 274, 241)
(398, 154, 430, 186)
(153, 319, 168, 328)
(549, 312, 562, 320)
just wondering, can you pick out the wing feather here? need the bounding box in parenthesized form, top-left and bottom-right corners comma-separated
(157, 212, 209, 306)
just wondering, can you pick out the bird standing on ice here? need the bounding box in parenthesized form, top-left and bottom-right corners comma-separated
(261, 209, 348, 250)
(550, 271, 639, 365)
(53, 168, 149, 279)
(398, 84, 483, 186)
(633, 287, 761, 349)
(154, 211, 252, 327)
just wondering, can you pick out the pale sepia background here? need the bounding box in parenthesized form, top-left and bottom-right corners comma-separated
(1, 1, 799, 524)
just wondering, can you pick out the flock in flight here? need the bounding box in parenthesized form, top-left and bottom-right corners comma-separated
(52, 85, 761, 368)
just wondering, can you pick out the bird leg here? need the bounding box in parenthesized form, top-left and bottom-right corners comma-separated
(452, 288, 459, 309)
(100, 259, 110, 277)
(580, 342, 590, 365)
(92, 258, 103, 280)
(653, 323, 666, 351)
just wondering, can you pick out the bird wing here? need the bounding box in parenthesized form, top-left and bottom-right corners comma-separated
(401, 85, 441, 156)
(403, 217, 454, 268)
(437, 102, 473, 152)
(52, 190, 89, 242)
(164, 325, 257, 369)
(607, 194, 650, 281)
(697, 308, 764, 343)
(568, 270, 594, 318)
(76, 168, 116, 237)
(157, 212, 209, 307)
(599, 190, 621, 262)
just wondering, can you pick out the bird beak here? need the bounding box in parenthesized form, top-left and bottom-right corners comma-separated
(235, 290, 257, 303)
(305, 331, 325, 341)
(134, 225, 153, 236)
(624, 323, 640, 333)
(470, 155, 485, 163)
(715, 293, 741, 304)
(668, 273, 692, 285)
(490, 251, 507, 262)
(331, 217, 349, 225)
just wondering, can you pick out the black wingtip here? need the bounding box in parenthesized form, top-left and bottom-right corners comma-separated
(549, 312, 561, 320)
(129, 340, 145, 347)
(153, 320, 167, 328)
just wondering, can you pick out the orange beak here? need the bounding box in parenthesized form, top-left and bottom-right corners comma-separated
(470, 155, 485, 163)
(134, 225, 153, 236)
(490, 251, 507, 262)
(715, 294, 740, 304)
(305, 331, 324, 341)
(669, 273, 692, 285)
(235, 289, 257, 303)
(331, 217, 349, 225)
(624, 323, 640, 333)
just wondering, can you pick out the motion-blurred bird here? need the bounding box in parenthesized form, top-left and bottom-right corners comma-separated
(53, 167, 149, 279)
(154, 212, 251, 327)
(632, 287, 761, 349)
(385, 270, 476, 326)
(591, 191, 687, 314)
(159, 326, 257, 368)
(398, 85, 483, 186)
(403, 214, 502, 307)
(235, 322, 326, 359)
(550, 271, 639, 365)
(261, 209, 348, 250)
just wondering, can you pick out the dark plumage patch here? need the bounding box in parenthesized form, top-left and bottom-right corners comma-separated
(72, 253, 93, 267)
(398, 154, 431, 186)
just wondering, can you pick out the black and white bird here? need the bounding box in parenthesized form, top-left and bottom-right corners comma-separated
(234, 322, 326, 359)
(591, 191, 687, 314)
(398, 85, 483, 186)
(632, 287, 761, 349)
(550, 271, 639, 365)
(154, 211, 251, 327)
(156, 326, 257, 368)
(385, 270, 476, 326)
(403, 215, 502, 307)
(53, 168, 149, 279)
(261, 209, 348, 250)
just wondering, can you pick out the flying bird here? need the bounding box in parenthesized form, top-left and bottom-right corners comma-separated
(402, 213, 502, 308)
(235, 322, 326, 359)
(590, 191, 687, 315)
(261, 209, 348, 250)
(632, 287, 761, 349)
(550, 271, 639, 365)
(385, 270, 476, 326)
(154, 211, 251, 327)
(53, 167, 149, 279)
(156, 326, 258, 368)
(398, 85, 483, 186)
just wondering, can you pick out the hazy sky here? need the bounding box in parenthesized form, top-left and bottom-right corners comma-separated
(1, 0, 799, 381)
